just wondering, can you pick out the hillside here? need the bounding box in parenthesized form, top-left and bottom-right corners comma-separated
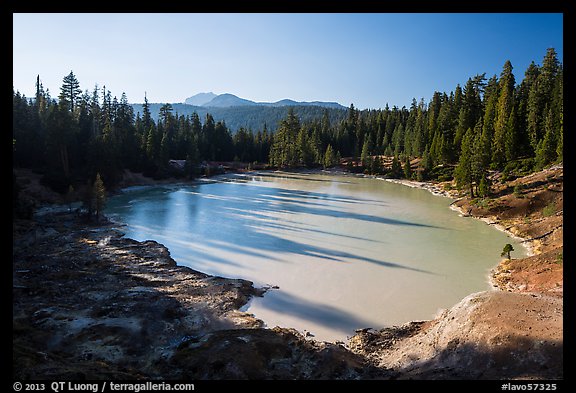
(130, 102, 347, 132)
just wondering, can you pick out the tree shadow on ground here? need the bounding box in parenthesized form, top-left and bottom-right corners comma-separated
(395, 335, 563, 380)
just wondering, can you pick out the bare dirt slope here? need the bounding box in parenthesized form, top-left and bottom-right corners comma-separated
(350, 291, 562, 379)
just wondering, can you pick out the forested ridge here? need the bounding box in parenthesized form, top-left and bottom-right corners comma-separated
(134, 102, 348, 133)
(13, 48, 562, 203)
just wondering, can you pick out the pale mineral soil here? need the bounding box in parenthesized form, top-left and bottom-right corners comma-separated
(12, 165, 563, 380)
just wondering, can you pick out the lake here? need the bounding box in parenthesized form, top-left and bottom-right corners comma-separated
(105, 171, 527, 342)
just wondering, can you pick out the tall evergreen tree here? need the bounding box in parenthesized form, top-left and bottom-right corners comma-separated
(492, 60, 515, 168)
(528, 48, 560, 152)
(481, 75, 499, 166)
(390, 155, 402, 178)
(556, 94, 563, 161)
(455, 128, 474, 197)
(45, 100, 75, 181)
(403, 156, 412, 179)
(360, 138, 371, 168)
(269, 109, 300, 167)
(323, 144, 337, 168)
(296, 127, 314, 167)
(142, 93, 152, 129)
(516, 62, 539, 156)
(535, 108, 557, 169)
(93, 172, 106, 221)
(59, 71, 82, 113)
(504, 107, 519, 161)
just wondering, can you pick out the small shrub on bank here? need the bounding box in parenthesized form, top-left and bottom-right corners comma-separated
(472, 197, 490, 209)
(513, 184, 525, 198)
(542, 202, 556, 217)
(504, 158, 535, 178)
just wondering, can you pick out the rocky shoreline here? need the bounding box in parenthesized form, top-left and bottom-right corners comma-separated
(12, 212, 388, 379)
(13, 166, 563, 379)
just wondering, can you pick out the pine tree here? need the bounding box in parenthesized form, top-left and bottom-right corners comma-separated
(403, 156, 412, 179)
(59, 71, 82, 113)
(516, 62, 539, 156)
(361, 138, 371, 168)
(93, 173, 106, 221)
(535, 108, 557, 169)
(142, 93, 152, 131)
(323, 144, 337, 168)
(528, 48, 560, 152)
(504, 107, 518, 161)
(556, 103, 563, 161)
(296, 127, 314, 167)
(477, 173, 491, 198)
(269, 109, 300, 167)
(390, 155, 402, 178)
(492, 60, 515, 169)
(146, 125, 158, 162)
(481, 75, 498, 164)
(455, 76, 485, 154)
(45, 101, 75, 180)
(470, 119, 487, 196)
(392, 123, 404, 156)
(160, 131, 170, 167)
(371, 155, 382, 175)
(455, 128, 474, 197)
(501, 244, 514, 260)
(454, 107, 467, 154)
(418, 147, 433, 181)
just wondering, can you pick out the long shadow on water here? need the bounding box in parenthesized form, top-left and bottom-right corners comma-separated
(248, 171, 356, 185)
(222, 182, 442, 229)
(185, 182, 436, 274)
(253, 290, 376, 336)
(114, 180, 439, 277)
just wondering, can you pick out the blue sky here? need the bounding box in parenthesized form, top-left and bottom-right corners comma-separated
(13, 13, 563, 109)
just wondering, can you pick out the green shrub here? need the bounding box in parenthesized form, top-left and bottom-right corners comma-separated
(429, 165, 454, 181)
(501, 168, 509, 183)
(542, 202, 556, 217)
(472, 197, 490, 209)
(504, 158, 535, 177)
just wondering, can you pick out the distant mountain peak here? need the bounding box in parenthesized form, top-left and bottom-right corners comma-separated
(202, 93, 256, 108)
(184, 92, 217, 106)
